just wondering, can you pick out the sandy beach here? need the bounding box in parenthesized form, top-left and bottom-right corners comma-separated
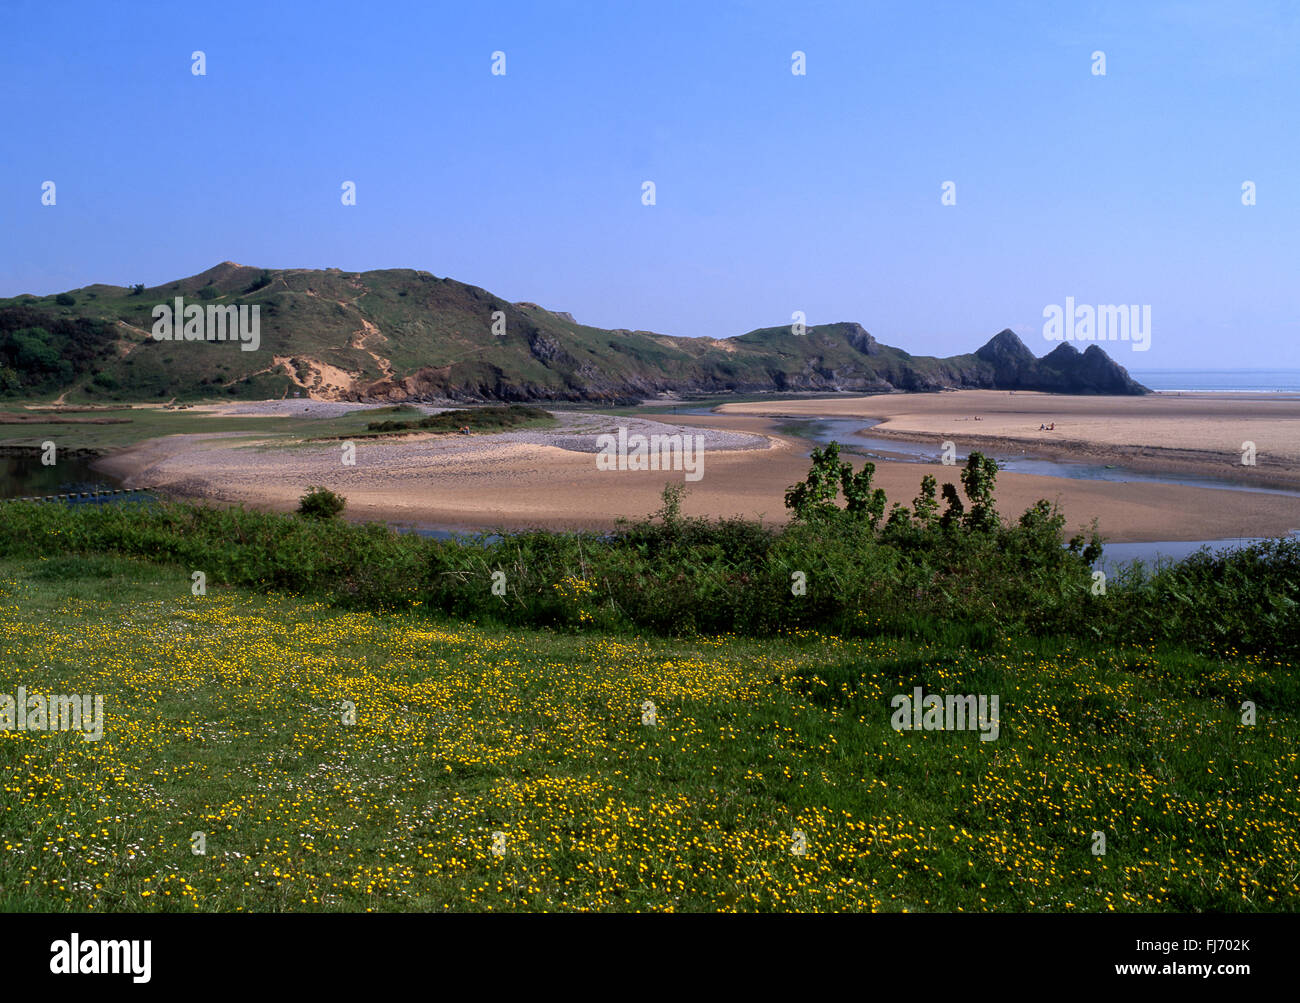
(90, 393, 1300, 544)
(720, 390, 1300, 491)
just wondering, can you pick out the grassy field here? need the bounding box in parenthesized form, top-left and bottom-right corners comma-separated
(0, 552, 1295, 912)
(0, 403, 553, 455)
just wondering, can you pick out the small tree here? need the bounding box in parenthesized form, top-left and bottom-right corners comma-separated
(883, 502, 913, 533)
(841, 460, 887, 529)
(1066, 519, 1105, 565)
(298, 485, 346, 520)
(912, 474, 939, 527)
(939, 482, 965, 530)
(784, 442, 848, 520)
(960, 452, 1000, 533)
(656, 482, 686, 525)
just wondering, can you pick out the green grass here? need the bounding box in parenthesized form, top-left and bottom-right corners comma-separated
(365, 404, 555, 435)
(4, 482, 1296, 660)
(0, 403, 526, 454)
(0, 553, 1294, 912)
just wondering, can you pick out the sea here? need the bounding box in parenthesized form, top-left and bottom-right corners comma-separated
(1130, 369, 1300, 392)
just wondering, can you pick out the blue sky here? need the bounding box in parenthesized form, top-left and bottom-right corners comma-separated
(3, 0, 1296, 366)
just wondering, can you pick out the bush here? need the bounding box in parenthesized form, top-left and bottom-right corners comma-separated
(0, 458, 1292, 660)
(244, 271, 273, 294)
(55, 293, 76, 307)
(367, 404, 551, 434)
(297, 486, 346, 521)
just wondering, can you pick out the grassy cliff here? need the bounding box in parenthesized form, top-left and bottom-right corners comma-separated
(0, 262, 1148, 403)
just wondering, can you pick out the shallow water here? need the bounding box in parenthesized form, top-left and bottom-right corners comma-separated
(771, 416, 1300, 500)
(1098, 534, 1299, 572)
(0, 453, 123, 500)
(3, 407, 1291, 573)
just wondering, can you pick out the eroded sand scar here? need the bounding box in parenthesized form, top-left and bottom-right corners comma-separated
(351, 318, 396, 379)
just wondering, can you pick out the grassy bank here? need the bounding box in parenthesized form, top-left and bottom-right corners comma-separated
(2, 448, 1296, 913)
(0, 485, 1295, 660)
(365, 404, 554, 434)
(0, 553, 1295, 912)
(0, 402, 556, 455)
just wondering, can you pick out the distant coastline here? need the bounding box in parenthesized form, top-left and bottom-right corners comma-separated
(1131, 369, 1300, 393)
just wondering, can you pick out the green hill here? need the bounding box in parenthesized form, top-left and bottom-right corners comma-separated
(0, 262, 1149, 402)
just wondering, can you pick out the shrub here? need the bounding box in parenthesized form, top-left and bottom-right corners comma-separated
(0, 459, 1290, 659)
(366, 404, 552, 434)
(244, 271, 273, 294)
(297, 486, 347, 520)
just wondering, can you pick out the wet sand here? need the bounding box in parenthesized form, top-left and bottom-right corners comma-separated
(92, 396, 1300, 543)
(719, 390, 1300, 491)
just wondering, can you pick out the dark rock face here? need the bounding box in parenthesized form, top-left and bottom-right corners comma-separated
(528, 331, 576, 367)
(843, 322, 882, 356)
(1073, 344, 1149, 394)
(971, 329, 1148, 395)
(359, 323, 1149, 402)
(975, 328, 1040, 384)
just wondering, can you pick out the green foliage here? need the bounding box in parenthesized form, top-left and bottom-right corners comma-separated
(959, 452, 1000, 533)
(0, 307, 117, 396)
(366, 404, 552, 434)
(297, 486, 347, 521)
(0, 490, 1291, 659)
(654, 482, 686, 528)
(1, 552, 1291, 913)
(8, 327, 61, 372)
(244, 270, 272, 294)
(912, 474, 939, 527)
(55, 293, 76, 307)
(0, 263, 1152, 404)
(841, 460, 888, 528)
(786, 444, 1003, 540)
(783, 442, 847, 519)
(939, 482, 964, 529)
